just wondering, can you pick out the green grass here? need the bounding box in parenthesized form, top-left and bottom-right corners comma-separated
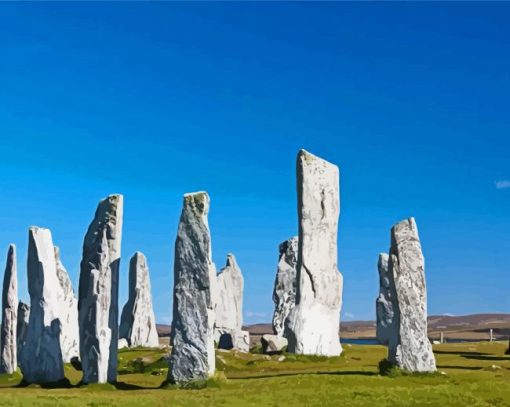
(1, 341, 510, 406)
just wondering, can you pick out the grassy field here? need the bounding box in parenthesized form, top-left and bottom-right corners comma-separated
(1, 341, 510, 406)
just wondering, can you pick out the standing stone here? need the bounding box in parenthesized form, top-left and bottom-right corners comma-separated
(19, 227, 65, 383)
(168, 192, 217, 384)
(16, 301, 29, 361)
(0, 245, 17, 374)
(272, 237, 298, 337)
(285, 149, 343, 356)
(215, 254, 248, 350)
(376, 253, 393, 345)
(54, 246, 80, 363)
(78, 194, 123, 384)
(119, 252, 159, 348)
(387, 218, 436, 372)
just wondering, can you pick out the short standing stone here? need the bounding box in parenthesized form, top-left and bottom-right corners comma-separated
(272, 237, 298, 337)
(16, 301, 29, 361)
(0, 244, 17, 374)
(54, 246, 80, 363)
(119, 252, 159, 348)
(261, 334, 288, 354)
(217, 329, 250, 353)
(19, 227, 65, 383)
(387, 218, 436, 372)
(285, 150, 343, 356)
(78, 194, 123, 384)
(376, 253, 393, 345)
(168, 192, 217, 384)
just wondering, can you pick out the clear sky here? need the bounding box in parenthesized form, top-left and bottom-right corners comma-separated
(0, 3, 509, 324)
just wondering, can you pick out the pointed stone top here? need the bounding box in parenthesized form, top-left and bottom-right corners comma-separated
(29, 226, 50, 233)
(225, 253, 237, 269)
(378, 253, 389, 268)
(297, 149, 339, 178)
(391, 217, 419, 246)
(132, 251, 146, 260)
(183, 191, 210, 216)
(278, 236, 298, 254)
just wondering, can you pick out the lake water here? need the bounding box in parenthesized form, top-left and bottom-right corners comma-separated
(341, 338, 486, 345)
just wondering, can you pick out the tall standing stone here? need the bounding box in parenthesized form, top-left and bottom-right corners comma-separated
(285, 149, 343, 356)
(0, 245, 17, 374)
(272, 237, 298, 337)
(215, 254, 243, 331)
(16, 301, 29, 361)
(376, 253, 393, 345)
(119, 252, 159, 348)
(78, 194, 123, 384)
(387, 218, 436, 372)
(168, 192, 217, 384)
(54, 246, 80, 363)
(19, 227, 65, 383)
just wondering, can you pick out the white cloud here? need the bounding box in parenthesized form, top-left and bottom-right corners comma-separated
(495, 180, 510, 189)
(343, 312, 355, 320)
(245, 311, 267, 318)
(442, 313, 455, 317)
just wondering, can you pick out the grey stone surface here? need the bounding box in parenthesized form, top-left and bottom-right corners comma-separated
(216, 329, 250, 353)
(261, 334, 288, 354)
(16, 301, 29, 361)
(285, 150, 343, 356)
(272, 237, 298, 337)
(119, 252, 159, 348)
(54, 246, 80, 363)
(0, 245, 17, 374)
(376, 253, 393, 345)
(387, 218, 436, 372)
(215, 254, 243, 332)
(19, 227, 65, 383)
(168, 192, 217, 384)
(78, 194, 123, 384)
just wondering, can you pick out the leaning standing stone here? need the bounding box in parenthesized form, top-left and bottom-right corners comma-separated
(0, 244, 17, 374)
(387, 218, 436, 372)
(285, 150, 343, 356)
(78, 194, 123, 384)
(54, 246, 80, 363)
(376, 253, 393, 345)
(16, 301, 29, 361)
(119, 252, 159, 348)
(272, 237, 298, 337)
(19, 227, 65, 383)
(168, 192, 217, 384)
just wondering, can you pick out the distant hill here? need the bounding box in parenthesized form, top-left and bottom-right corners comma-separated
(156, 314, 510, 342)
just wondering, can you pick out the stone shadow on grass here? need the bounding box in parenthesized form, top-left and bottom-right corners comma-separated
(16, 378, 73, 389)
(460, 355, 510, 362)
(436, 365, 483, 371)
(434, 350, 490, 356)
(231, 370, 377, 380)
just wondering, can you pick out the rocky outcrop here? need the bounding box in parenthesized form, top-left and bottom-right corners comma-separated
(54, 247, 80, 363)
(16, 301, 29, 361)
(272, 237, 298, 337)
(168, 192, 217, 384)
(119, 252, 159, 348)
(376, 253, 393, 345)
(0, 245, 17, 374)
(387, 218, 436, 372)
(261, 334, 288, 354)
(78, 194, 123, 384)
(19, 227, 65, 383)
(285, 150, 343, 356)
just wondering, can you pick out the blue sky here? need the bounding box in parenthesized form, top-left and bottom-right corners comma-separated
(0, 3, 509, 324)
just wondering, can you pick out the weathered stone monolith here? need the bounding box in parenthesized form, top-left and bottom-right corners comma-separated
(0, 245, 17, 374)
(285, 149, 343, 356)
(168, 192, 217, 384)
(119, 252, 159, 348)
(215, 254, 246, 350)
(387, 218, 436, 372)
(272, 237, 298, 337)
(19, 227, 65, 383)
(376, 253, 393, 345)
(16, 301, 29, 361)
(78, 194, 123, 384)
(54, 246, 80, 363)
